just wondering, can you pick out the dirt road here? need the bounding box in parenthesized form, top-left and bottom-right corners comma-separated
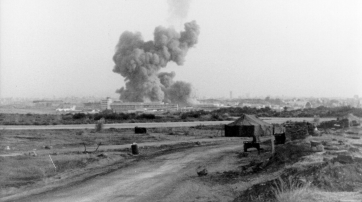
(9, 142, 243, 202)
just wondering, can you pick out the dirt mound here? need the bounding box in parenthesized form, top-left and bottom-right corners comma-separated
(275, 160, 362, 192)
(315, 162, 362, 191)
(233, 181, 276, 202)
(196, 167, 208, 176)
(207, 142, 314, 189)
(284, 121, 316, 140)
(269, 143, 313, 165)
(234, 160, 362, 201)
(240, 141, 314, 172)
(232, 147, 318, 201)
(233, 136, 362, 201)
(318, 119, 349, 129)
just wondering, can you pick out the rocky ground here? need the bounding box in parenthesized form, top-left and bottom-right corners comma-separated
(232, 127, 362, 202)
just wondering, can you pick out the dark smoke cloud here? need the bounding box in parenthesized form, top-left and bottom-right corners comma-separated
(113, 21, 200, 104)
(158, 72, 194, 105)
(167, 81, 192, 105)
(158, 71, 175, 89)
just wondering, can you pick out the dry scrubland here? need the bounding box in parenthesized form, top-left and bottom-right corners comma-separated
(1, 123, 362, 201)
(0, 126, 223, 197)
(0, 108, 56, 115)
(1, 105, 361, 125)
(0, 111, 232, 125)
(231, 126, 362, 202)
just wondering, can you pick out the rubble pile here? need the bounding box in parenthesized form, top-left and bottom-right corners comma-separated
(284, 121, 316, 140)
(318, 119, 349, 129)
(196, 166, 208, 176)
(234, 130, 362, 201)
(315, 162, 362, 191)
(235, 155, 362, 201)
(271, 141, 314, 164)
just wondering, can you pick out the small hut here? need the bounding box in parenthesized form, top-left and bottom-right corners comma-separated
(224, 114, 273, 143)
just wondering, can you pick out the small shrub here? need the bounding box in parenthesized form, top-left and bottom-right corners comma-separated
(93, 114, 104, 121)
(9, 166, 45, 184)
(76, 131, 84, 136)
(73, 113, 86, 120)
(53, 159, 87, 173)
(137, 113, 156, 119)
(273, 178, 333, 202)
(95, 118, 105, 132)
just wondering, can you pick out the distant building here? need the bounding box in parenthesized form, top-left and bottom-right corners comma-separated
(353, 95, 361, 108)
(101, 97, 113, 111)
(270, 105, 284, 112)
(305, 102, 312, 109)
(192, 104, 221, 111)
(56, 105, 78, 112)
(240, 103, 266, 109)
(33, 100, 63, 107)
(83, 102, 101, 110)
(198, 99, 221, 104)
(110, 101, 178, 113)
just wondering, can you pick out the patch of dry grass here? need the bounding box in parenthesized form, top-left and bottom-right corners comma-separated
(52, 154, 98, 172)
(0, 153, 102, 191)
(273, 177, 362, 202)
(275, 184, 334, 202)
(0, 128, 164, 153)
(276, 187, 362, 202)
(0, 156, 55, 189)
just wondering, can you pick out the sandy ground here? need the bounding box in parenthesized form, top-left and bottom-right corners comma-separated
(3, 140, 246, 202)
(0, 135, 232, 157)
(3, 126, 360, 202)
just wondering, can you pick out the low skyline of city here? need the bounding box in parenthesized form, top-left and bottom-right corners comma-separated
(0, 94, 360, 101)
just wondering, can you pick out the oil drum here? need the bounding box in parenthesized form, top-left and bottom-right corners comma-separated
(131, 143, 139, 155)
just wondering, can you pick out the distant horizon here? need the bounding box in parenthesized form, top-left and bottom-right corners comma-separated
(0, 94, 359, 100)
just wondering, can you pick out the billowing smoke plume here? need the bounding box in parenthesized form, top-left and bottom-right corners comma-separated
(167, 81, 192, 104)
(113, 21, 200, 105)
(158, 71, 175, 89)
(158, 72, 194, 105)
(167, 0, 192, 25)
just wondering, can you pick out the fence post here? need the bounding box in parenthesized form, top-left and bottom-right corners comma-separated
(49, 155, 56, 171)
(271, 135, 275, 154)
(271, 126, 275, 154)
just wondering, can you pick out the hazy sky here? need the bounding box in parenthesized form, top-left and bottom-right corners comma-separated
(1, 0, 361, 99)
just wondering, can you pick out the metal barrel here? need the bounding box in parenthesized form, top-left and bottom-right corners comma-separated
(131, 143, 139, 155)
